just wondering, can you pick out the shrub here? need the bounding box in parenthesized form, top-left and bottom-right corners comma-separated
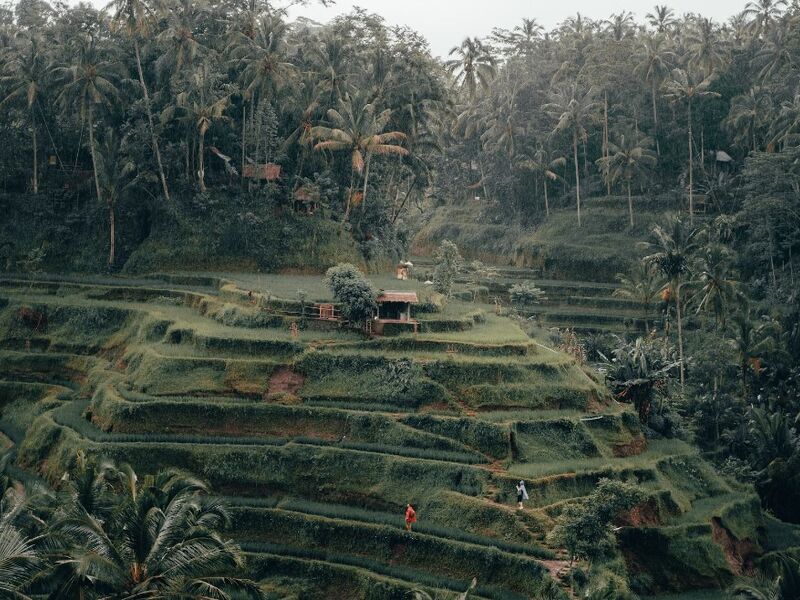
(324, 263, 377, 324)
(432, 240, 463, 298)
(549, 478, 647, 564)
(509, 282, 547, 307)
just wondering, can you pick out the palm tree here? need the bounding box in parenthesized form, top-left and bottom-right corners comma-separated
(544, 84, 600, 227)
(754, 19, 794, 81)
(412, 577, 477, 600)
(602, 336, 679, 422)
(516, 145, 566, 217)
(95, 130, 141, 267)
(106, 0, 171, 201)
(163, 70, 232, 193)
(742, 0, 787, 38)
(52, 34, 124, 206)
(228, 13, 294, 174)
(771, 92, 800, 148)
(693, 243, 740, 327)
(643, 215, 700, 394)
(604, 11, 635, 41)
(725, 87, 771, 153)
(634, 34, 675, 156)
(596, 131, 657, 226)
(154, 0, 208, 83)
(614, 261, 665, 330)
(494, 18, 543, 57)
(729, 306, 777, 397)
(49, 458, 264, 599)
(646, 5, 678, 33)
(309, 30, 352, 106)
(0, 493, 41, 598)
(685, 17, 728, 77)
(662, 69, 720, 224)
(445, 37, 496, 100)
(0, 31, 47, 194)
(310, 95, 408, 220)
(480, 82, 523, 159)
(731, 553, 800, 600)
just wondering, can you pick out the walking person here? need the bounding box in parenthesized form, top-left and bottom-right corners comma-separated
(405, 503, 417, 531)
(516, 480, 529, 509)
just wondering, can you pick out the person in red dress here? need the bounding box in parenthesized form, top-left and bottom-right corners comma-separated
(405, 504, 417, 531)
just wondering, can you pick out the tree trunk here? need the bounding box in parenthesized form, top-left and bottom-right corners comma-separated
(741, 356, 748, 399)
(198, 131, 206, 192)
(676, 282, 685, 395)
(688, 99, 694, 224)
(87, 105, 102, 203)
(108, 199, 115, 267)
(700, 126, 705, 167)
(343, 167, 354, 221)
(767, 218, 777, 288)
(361, 151, 372, 211)
(391, 176, 417, 224)
(543, 177, 549, 217)
(31, 108, 38, 194)
(134, 38, 170, 201)
(604, 92, 611, 196)
(573, 130, 581, 227)
(627, 179, 633, 227)
(652, 80, 660, 156)
(241, 102, 246, 185)
(185, 138, 191, 183)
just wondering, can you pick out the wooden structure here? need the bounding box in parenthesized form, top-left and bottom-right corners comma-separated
(395, 261, 412, 280)
(373, 291, 419, 335)
(243, 163, 282, 180)
(293, 184, 319, 214)
(316, 303, 339, 321)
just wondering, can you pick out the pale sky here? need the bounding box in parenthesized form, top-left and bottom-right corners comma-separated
(61, 0, 747, 58)
(285, 0, 745, 58)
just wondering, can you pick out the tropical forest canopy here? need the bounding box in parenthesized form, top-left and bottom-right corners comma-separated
(0, 0, 796, 274)
(2, 1, 800, 598)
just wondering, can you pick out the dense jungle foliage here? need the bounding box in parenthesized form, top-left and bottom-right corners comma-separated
(2, 0, 800, 596)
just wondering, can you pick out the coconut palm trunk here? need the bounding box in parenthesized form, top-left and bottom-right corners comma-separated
(108, 199, 115, 266)
(627, 179, 634, 227)
(133, 38, 170, 202)
(687, 98, 694, 224)
(361, 151, 372, 210)
(573, 129, 581, 227)
(31, 107, 38, 194)
(543, 178, 549, 217)
(604, 92, 610, 196)
(675, 283, 685, 394)
(344, 168, 354, 222)
(198, 127, 207, 192)
(87, 104, 102, 203)
(652, 80, 660, 156)
(241, 102, 246, 185)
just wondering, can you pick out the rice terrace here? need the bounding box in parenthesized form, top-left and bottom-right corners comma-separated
(1, 0, 800, 599)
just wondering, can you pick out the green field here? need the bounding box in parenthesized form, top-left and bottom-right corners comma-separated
(0, 272, 774, 598)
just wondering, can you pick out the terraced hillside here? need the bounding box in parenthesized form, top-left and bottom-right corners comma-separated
(410, 258, 647, 334)
(0, 273, 763, 598)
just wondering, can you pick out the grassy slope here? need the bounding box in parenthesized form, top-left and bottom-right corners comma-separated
(0, 272, 774, 598)
(412, 196, 678, 282)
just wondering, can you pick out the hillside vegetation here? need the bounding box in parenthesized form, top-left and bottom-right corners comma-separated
(0, 272, 778, 598)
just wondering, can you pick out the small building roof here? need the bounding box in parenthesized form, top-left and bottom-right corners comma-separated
(243, 163, 282, 180)
(376, 291, 418, 303)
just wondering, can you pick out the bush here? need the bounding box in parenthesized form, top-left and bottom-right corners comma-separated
(432, 240, 463, 298)
(509, 282, 547, 307)
(324, 264, 377, 324)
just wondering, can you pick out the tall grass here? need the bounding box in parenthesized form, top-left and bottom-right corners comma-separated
(227, 496, 554, 559)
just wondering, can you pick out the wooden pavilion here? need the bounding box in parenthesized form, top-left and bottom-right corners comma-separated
(373, 291, 419, 334)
